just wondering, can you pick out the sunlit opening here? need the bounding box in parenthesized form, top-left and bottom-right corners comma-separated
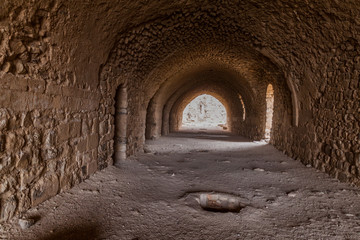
(265, 84, 274, 140)
(182, 94, 227, 130)
(238, 94, 246, 121)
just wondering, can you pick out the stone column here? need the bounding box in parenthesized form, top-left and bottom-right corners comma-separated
(114, 85, 128, 165)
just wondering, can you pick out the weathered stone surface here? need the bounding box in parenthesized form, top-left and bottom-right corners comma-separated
(0, 196, 17, 222)
(0, 0, 359, 223)
(0, 109, 9, 131)
(31, 174, 59, 207)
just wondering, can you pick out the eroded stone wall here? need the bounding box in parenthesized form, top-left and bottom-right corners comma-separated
(0, 1, 103, 221)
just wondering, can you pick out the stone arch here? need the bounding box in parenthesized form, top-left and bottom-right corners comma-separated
(145, 63, 257, 139)
(101, 10, 296, 158)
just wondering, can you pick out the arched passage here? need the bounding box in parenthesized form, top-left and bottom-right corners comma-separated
(181, 94, 227, 131)
(3, 0, 360, 228)
(165, 81, 245, 136)
(144, 64, 260, 139)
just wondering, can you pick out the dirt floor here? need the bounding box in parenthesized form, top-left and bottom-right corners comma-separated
(2, 131, 360, 240)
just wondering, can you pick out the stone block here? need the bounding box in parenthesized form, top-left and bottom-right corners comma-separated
(88, 160, 98, 175)
(87, 134, 99, 150)
(10, 91, 31, 112)
(82, 98, 99, 111)
(0, 155, 12, 171)
(5, 133, 16, 151)
(0, 90, 11, 109)
(28, 79, 45, 93)
(59, 173, 72, 191)
(67, 97, 81, 111)
(1, 62, 11, 73)
(99, 120, 108, 136)
(20, 112, 32, 128)
(0, 196, 17, 222)
(46, 83, 62, 95)
(355, 153, 360, 167)
(0, 179, 7, 194)
(81, 120, 90, 135)
(32, 93, 52, 110)
(57, 123, 70, 143)
(62, 86, 74, 97)
(92, 118, 99, 134)
(42, 148, 58, 161)
(31, 174, 59, 207)
(0, 73, 11, 89)
(91, 148, 98, 160)
(102, 133, 113, 142)
(9, 39, 26, 55)
(76, 139, 87, 153)
(44, 130, 56, 147)
(14, 60, 26, 74)
(9, 75, 27, 91)
(52, 95, 64, 109)
(70, 121, 82, 138)
(16, 152, 30, 169)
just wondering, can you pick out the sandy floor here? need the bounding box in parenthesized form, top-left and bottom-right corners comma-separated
(2, 132, 360, 240)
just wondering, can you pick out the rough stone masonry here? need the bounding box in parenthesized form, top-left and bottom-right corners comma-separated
(0, 0, 359, 223)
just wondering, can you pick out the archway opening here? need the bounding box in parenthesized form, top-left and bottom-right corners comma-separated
(265, 84, 274, 140)
(181, 94, 227, 131)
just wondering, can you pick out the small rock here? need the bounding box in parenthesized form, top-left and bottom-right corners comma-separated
(18, 218, 35, 229)
(10, 39, 26, 54)
(199, 193, 244, 212)
(253, 168, 265, 172)
(2, 62, 11, 73)
(287, 192, 297, 197)
(15, 60, 26, 74)
(143, 146, 152, 153)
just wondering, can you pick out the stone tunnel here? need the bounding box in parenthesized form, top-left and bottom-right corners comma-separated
(0, 1, 359, 239)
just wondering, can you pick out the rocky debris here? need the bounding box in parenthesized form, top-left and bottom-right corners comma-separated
(143, 146, 152, 153)
(287, 192, 297, 198)
(18, 218, 36, 230)
(253, 168, 265, 172)
(199, 193, 245, 212)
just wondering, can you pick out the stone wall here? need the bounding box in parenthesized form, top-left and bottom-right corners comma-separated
(0, 1, 103, 222)
(0, 72, 101, 221)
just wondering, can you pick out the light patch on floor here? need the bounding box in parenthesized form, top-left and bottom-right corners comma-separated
(2, 132, 360, 240)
